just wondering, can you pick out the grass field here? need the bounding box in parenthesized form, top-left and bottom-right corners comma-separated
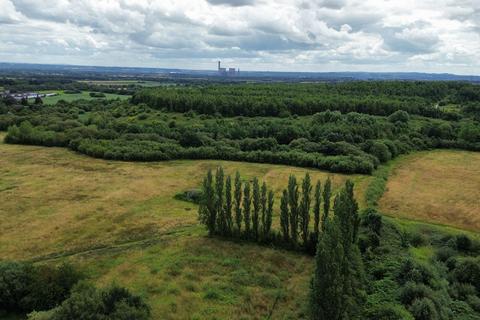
(0, 133, 371, 319)
(78, 80, 165, 87)
(379, 150, 480, 232)
(29, 90, 130, 105)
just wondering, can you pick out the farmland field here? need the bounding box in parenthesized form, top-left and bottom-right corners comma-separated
(379, 150, 480, 232)
(29, 90, 130, 104)
(0, 132, 370, 319)
(78, 80, 166, 87)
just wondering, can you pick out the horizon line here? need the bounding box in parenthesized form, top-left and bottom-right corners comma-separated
(1, 61, 479, 78)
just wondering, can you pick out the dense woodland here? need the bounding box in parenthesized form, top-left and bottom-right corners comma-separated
(132, 81, 480, 118)
(1, 81, 480, 174)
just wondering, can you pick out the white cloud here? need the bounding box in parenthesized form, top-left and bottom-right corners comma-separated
(0, 0, 478, 74)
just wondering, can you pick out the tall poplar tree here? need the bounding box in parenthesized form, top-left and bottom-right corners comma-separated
(234, 171, 243, 235)
(322, 177, 332, 231)
(243, 182, 251, 235)
(310, 219, 344, 320)
(313, 180, 321, 237)
(310, 180, 365, 320)
(288, 175, 299, 245)
(215, 167, 225, 235)
(260, 182, 267, 238)
(252, 177, 260, 240)
(300, 173, 312, 247)
(224, 175, 233, 236)
(199, 169, 216, 235)
(265, 190, 274, 239)
(280, 189, 289, 243)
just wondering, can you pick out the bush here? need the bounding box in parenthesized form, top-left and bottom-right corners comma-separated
(174, 189, 203, 204)
(46, 282, 150, 320)
(397, 259, 435, 286)
(89, 92, 106, 98)
(399, 282, 432, 305)
(435, 246, 457, 263)
(362, 208, 383, 235)
(410, 232, 428, 247)
(454, 257, 480, 292)
(364, 303, 414, 320)
(449, 282, 477, 301)
(370, 141, 392, 163)
(388, 110, 410, 123)
(409, 298, 439, 320)
(456, 234, 472, 252)
(466, 294, 480, 312)
(0, 261, 82, 313)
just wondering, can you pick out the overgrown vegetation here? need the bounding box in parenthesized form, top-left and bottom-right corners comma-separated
(0, 261, 150, 319)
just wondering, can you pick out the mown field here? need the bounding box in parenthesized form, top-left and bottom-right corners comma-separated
(379, 150, 480, 232)
(0, 133, 371, 319)
(77, 80, 166, 87)
(29, 90, 130, 105)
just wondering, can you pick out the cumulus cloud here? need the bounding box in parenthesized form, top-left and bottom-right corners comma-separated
(206, 0, 255, 6)
(0, 0, 478, 74)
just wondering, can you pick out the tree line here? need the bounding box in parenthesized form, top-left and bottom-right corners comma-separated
(198, 168, 336, 254)
(131, 81, 480, 119)
(197, 167, 366, 319)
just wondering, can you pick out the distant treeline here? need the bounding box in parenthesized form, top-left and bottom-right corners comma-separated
(132, 81, 480, 118)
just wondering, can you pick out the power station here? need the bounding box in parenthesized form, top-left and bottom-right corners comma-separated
(217, 61, 240, 77)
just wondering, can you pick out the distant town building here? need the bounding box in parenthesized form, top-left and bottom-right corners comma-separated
(218, 61, 240, 77)
(0, 91, 57, 100)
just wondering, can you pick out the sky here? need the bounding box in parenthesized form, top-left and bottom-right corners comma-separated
(0, 0, 479, 74)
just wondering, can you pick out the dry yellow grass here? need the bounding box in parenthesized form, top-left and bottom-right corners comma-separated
(0, 135, 370, 260)
(379, 150, 480, 232)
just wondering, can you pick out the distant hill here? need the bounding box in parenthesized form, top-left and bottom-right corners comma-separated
(1, 62, 479, 82)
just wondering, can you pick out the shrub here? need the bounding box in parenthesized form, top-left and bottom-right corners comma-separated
(466, 294, 480, 312)
(365, 303, 414, 320)
(399, 282, 432, 306)
(388, 110, 410, 123)
(370, 141, 392, 163)
(410, 232, 428, 247)
(449, 281, 475, 302)
(455, 234, 472, 252)
(397, 259, 435, 286)
(362, 208, 383, 235)
(453, 257, 480, 292)
(174, 189, 203, 204)
(89, 92, 106, 98)
(48, 282, 150, 320)
(0, 261, 82, 313)
(409, 298, 439, 320)
(435, 246, 456, 263)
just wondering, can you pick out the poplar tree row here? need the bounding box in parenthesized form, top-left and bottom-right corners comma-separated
(310, 180, 365, 320)
(198, 167, 275, 242)
(198, 167, 334, 253)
